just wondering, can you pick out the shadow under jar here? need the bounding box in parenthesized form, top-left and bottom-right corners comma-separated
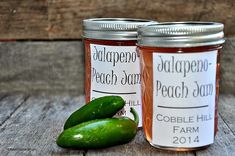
(83, 18, 156, 127)
(137, 22, 225, 151)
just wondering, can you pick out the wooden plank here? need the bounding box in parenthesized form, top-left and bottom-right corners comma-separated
(0, 95, 86, 156)
(0, 41, 84, 95)
(196, 115, 235, 156)
(218, 95, 235, 134)
(87, 96, 235, 156)
(0, 37, 235, 95)
(0, 94, 7, 100)
(0, 0, 49, 39)
(0, 95, 193, 156)
(0, 0, 235, 39)
(0, 94, 27, 126)
(220, 38, 235, 94)
(86, 129, 195, 156)
(48, 0, 235, 39)
(86, 95, 235, 156)
(196, 94, 235, 156)
(0, 95, 234, 155)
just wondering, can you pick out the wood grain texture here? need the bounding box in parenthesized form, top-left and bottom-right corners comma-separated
(0, 0, 234, 39)
(0, 95, 85, 156)
(196, 96, 235, 156)
(0, 94, 234, 155)
(218, 95, 235, 134)
(0, 41, 85, 95)
(86, 130, 195, 156)
(0, 37, 235, 95)
(196, 116, 235, 156)
(0, 94, 27, 126)
(0, 0, 49, 39)
(220, 38, 235, 94)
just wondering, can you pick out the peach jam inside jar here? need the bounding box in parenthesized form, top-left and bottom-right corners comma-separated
(137, 22, 225, 151)
(83, 18, 156, 127)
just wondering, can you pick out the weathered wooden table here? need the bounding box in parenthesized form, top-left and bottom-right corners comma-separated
(0, 94, 234, 156)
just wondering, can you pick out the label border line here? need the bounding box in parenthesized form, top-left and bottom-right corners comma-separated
(157, 105, 209, 109)
(92, 89, 137, 95)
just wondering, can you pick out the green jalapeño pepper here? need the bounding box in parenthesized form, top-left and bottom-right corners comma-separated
(57, 108, 139, 149)
(64, 96, 125, 130)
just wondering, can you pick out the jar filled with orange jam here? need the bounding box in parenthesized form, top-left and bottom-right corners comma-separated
(137, 22, 225, 151)
(83, 18, 156, 127)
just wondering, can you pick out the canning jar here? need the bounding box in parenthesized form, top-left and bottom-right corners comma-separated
(137, 22, 225, 150)
(83, 18, 156, 127)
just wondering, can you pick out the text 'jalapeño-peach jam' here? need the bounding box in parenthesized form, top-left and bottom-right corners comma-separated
(83, 18, 156, 127)
(137, 22, 225, 151)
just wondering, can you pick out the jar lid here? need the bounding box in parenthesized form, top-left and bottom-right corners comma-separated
(83, 18, 157, 40)
(137, 22, 225, 47)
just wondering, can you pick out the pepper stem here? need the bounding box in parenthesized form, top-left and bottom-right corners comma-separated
(130, 107, 139, 126)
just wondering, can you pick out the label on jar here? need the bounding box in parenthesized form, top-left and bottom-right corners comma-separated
(152, 51, 217, 147)
(90, 44, 142, 127)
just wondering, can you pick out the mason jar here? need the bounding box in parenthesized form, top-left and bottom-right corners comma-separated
(83, 18, 157, 127)
(137, 22, 225, 150)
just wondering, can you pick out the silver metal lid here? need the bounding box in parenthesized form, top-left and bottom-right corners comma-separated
(137, 22, 225, 47)
(83, 18, 157, 40)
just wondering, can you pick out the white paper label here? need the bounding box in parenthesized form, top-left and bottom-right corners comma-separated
(152, 51, 217, 147)
(90, 44, 142, 127)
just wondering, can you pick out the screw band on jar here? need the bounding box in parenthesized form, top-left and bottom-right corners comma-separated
(83, 18, 157, 127)
(83, 18, 156, 40)
(137, 22, 224, 151)
(138, 22, 224, 47)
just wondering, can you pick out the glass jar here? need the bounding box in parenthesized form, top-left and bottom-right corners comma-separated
(83, 18, 156, 127)
(137, 22, 225, 151)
